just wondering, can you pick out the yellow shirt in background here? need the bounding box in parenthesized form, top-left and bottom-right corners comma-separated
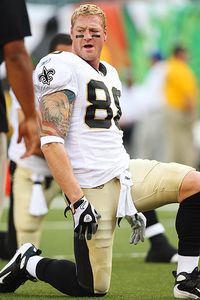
(164, 57, 197, 110)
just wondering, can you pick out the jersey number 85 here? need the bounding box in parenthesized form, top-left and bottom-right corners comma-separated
(85, 79, 121, 129)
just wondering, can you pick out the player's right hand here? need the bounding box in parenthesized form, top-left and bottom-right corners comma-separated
(65, 196, 101, 240)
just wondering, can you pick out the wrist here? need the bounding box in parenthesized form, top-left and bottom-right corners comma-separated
(64, 193, 84, 205)
(71, 196, 85, 209)
(25, 112, 37, 120)
(64, 195, 86, 218)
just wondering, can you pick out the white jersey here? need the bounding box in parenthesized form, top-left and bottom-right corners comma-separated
(8, 90, 52, 176)
(34, 52, 129, 188)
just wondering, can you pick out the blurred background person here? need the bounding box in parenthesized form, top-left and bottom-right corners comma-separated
(120, 61, 177, 263)
(164, 45, 198, 168)
(0, 33, 72, 260)
(49, 33, 73, 53)
(9, 33, 72, 252)
(0, 0, 38, 253)
(8, 89, 60, 250)
(133, 51, 167, 162)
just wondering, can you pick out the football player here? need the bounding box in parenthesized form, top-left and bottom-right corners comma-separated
(0, 4, 200, 299)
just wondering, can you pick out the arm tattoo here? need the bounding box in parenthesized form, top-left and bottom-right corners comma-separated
(38, 91, 73, 138)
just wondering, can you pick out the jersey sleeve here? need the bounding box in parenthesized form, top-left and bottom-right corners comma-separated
(33, 53, 78, 102)
(0, 0, 31, 47)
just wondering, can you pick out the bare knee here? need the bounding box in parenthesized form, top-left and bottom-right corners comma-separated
(179, 171, 200, 202)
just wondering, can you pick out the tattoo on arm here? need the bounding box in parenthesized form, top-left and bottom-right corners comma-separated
(38, 91, 73, 138)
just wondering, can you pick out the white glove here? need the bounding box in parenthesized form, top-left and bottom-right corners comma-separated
(125, 213, 146, 245)
(64, 196, 101, 240)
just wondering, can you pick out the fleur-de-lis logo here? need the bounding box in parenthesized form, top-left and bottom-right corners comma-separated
(38, 66, 55, 85)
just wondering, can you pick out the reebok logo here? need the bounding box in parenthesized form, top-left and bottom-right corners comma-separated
(80, 201, 87, 210)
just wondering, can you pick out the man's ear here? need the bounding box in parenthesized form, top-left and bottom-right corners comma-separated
(104, 30, 107, 42)
(70, 28, 73, 40)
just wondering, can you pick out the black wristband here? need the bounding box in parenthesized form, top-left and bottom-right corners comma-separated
(64, 194, 84, 206)
(73, 196, 85, 209)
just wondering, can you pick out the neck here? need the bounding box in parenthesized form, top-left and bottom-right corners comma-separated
(81, 54, 100, 70)
(71, 50, 100, 70)
(88, 60, 99, 71)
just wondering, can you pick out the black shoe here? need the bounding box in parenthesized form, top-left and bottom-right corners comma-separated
(0, 243, 41, 293)
(145, 244, 178, 263)
(173, 267, 200, 299)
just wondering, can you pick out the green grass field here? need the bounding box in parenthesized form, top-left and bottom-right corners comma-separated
(0, 207, 179, 299)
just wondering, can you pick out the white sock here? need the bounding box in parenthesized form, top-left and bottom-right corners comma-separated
(177, 255, 199, 274)
(145, 223, 165, 239)
(26, 256, 44, 279)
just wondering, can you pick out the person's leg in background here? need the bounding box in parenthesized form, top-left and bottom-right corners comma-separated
(122, 123, 177, 263)
(6, 160, 18, 257)
(0, 136, 17, 260)
(0, 161, 61, 260)
(144, 210, 177, 263)
(14, 166, 60, 248)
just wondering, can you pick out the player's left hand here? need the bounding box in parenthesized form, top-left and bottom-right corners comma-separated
(125, 213, 146, 245)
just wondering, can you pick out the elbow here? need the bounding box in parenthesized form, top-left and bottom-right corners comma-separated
(4, 44, 26, 61)
(4, 41, 32, 68)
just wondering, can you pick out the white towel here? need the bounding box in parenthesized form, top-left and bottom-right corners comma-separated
(116, 170, 138, 218)
(29, 174, 48, 216)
